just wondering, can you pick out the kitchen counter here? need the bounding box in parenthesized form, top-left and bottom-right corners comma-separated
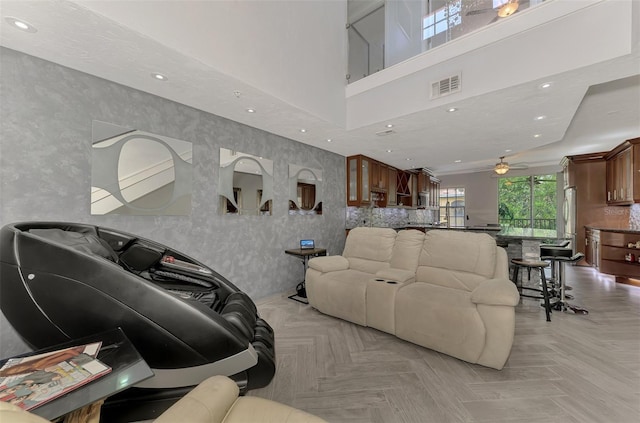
(401, 224, 502, 232)
(585, 226, 640, 234)
(495, 227, 561, 240)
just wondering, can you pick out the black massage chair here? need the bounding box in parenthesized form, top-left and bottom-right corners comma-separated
(0, 222, 275, 420)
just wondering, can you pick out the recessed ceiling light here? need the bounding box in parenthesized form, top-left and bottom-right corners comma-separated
(326, 139, 332, 142)
(300, 129, 307, 133)
(386, 124, 394, 128)
(505, 149, 512, 152)
(151, 72, 168, 81)
(533, 134, 542, 138)
(534, 115, 546, 121)
(246, 108, 255, 113)
(386, 149, 393, 153)
(447, 107, 458, 112)
(539, 82, 552, 89)
(5, 17, 37, 33)
(406, 158, 412, 161)
(454, 159, 462, 163)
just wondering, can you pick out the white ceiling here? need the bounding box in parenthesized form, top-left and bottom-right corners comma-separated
(1, 0, 639, 176)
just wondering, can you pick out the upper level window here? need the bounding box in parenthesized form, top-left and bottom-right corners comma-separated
(423, 0, 462, 41)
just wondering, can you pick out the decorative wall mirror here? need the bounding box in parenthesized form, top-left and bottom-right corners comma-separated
(288, 165, 323, 215)
(219, 148, 273, 215)
(91, 121, 193, 215)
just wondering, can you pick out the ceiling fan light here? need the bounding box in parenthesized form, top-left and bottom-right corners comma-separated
(494, 160, 510, 175)
(498, 1, 519, 18)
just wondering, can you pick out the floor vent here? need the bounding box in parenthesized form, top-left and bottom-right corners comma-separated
(431, 74, 461, 99)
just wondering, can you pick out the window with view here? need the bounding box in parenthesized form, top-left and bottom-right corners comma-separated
(439, 187, 465, 227)
(498, 174, 557, 237)
(422, 0, 462, 41)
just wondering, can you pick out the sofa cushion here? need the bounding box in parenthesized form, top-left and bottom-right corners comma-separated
(347, 257, 390, 274)
(419, 230, 497, 279)
(395, 283, 486, 364)
(416, 266, 489, 292)
(389, 229, 425, 272)
(308, 255, 349, 273)
(343, 227, 396, 263)
(375, 268, 415, 283)
(315, 269, 371, 325)
(155, 374, 239, 423)
(229, 397, 327, 423)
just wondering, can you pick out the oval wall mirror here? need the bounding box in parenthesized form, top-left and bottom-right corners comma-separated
(219, 148, 273, 216)
(288, 164, 322, 215)
(91, 121, 193, 215)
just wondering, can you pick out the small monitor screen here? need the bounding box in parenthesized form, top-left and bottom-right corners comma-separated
(300, 239, 315, 250)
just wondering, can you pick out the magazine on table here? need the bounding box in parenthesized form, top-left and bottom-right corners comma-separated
(0, 341, 111, 411)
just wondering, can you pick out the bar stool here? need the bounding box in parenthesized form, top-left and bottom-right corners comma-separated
(552, 253, 588, 315)
(511, 258, 552, 322)
(540, 245, 572, 298)
(540, 241, 571, 285)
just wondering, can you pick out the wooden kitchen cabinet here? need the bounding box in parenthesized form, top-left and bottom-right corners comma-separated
(605, 137, 640, 205)
(560, 152, 607, 260)
(396, 170, 412, 206)
(371, 161, 388, 192)
(387, 167, 397, 206)
(599, 230, 640, 278)
(347, 155, 370, 206)
(347, 154, 388, 207)
(415, 170, 440, 208)
(585, 228, 600, 268)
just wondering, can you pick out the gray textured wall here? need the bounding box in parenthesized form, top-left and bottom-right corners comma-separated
(0, 47, 346, 357)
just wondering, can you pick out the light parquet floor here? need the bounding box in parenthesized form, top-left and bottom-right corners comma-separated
(250, 266, 640, 423)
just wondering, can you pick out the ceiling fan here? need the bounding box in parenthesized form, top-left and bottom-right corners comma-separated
(493, 156, 528, 175)
(466, 0, 530, 24)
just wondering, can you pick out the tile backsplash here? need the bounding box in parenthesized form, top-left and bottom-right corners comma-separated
(629, 204, 640, 229)
(346, 207, 439, 228)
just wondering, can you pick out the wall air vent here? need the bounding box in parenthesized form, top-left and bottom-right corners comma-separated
(431, 74, 461, 99)
(376, 129, 395, 136)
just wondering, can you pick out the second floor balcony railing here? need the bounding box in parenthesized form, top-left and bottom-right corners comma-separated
(347, 0, 547, 84)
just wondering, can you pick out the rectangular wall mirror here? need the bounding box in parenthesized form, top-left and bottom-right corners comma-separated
(91, 121, 193, 215)
(219, 148, 273, 216)
(289, 164, 322, 215)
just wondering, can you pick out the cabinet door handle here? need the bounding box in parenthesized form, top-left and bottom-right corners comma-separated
(607, 191, 611, 201)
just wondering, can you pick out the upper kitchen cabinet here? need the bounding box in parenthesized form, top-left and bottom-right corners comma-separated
(396, 170, 412, 206)
(347, 155, 388, 207)
(347, 155, 370, 206)
(416, 170, 440, 209)
(371, 160, 388, 192)
(605, 137, 640, 205)
(387, 167, 398, 207)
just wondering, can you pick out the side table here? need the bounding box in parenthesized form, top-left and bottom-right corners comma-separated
(0, 328, 153, 422)
(285, 248, 327, 304)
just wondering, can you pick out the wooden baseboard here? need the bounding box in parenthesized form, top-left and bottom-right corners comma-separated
(615, 276, 640, 287)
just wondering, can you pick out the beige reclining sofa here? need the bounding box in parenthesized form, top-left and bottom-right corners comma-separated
(305, 227, 520, 370)
(0, 375, 327, 423)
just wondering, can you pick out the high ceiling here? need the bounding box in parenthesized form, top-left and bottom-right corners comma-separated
(1, 0, 639, 176)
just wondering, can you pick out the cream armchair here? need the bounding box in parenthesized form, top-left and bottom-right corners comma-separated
(0, 376, 327, 423)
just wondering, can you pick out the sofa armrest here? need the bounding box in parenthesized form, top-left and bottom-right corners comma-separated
(470, 278, 520, 306)
(154, 375, 239, 423)
(308, 255, 349, 273)
(375, 268, 415, 283)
